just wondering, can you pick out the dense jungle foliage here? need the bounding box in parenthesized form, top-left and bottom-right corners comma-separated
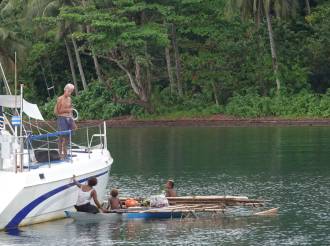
(0, 0, 329, 119)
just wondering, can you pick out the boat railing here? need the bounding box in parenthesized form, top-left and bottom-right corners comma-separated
(23, 122, 107, 170)
(86, 122, 107, 158)
(25, 130, 73, 170)
(0, 120, 108, 172)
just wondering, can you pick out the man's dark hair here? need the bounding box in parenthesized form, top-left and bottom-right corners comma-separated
(88, 177, 98, 187)
(168, 180, 174, 188)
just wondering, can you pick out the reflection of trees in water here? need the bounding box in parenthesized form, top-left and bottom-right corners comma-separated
(106, 216, 278, 242)
(70, 219, 122, 244)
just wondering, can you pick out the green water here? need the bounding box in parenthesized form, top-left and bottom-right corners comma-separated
(1, 127, 330, 245)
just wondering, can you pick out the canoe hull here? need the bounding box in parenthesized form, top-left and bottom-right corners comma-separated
(125, 211, 183, 219)
(65, 210, 184, 222)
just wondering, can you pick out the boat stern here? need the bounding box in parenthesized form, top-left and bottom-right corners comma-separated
(0, 172, 25, 230)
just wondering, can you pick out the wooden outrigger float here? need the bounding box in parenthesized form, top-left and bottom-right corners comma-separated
(65, 195, 278, 222)
(167, 196, 266, 207)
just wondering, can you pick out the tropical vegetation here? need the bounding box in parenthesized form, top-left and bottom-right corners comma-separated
(0, 0, 329, 119)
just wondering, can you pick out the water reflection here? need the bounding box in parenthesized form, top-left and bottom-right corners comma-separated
(5, 228, 23, 237)
(0, 216, 280, 246)
(1, 127, 330, 245)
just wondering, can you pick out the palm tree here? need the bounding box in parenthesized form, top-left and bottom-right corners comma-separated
(171, 23, 183, 96)
(0, 28, 26, 73)
(0, 0, 27, 76)
(81, 0, 104, 84)
(24, 0, 75, 19)
(230, 0, 298, 93)
(64, 37, 79, 95)
(23, 0, 88, 91)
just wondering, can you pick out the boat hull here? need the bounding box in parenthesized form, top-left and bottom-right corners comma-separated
(0, 149, 112, 230)
(65, 210, 184, 222)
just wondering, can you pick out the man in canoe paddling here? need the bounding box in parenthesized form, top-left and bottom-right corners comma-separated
(165, 179, 177, 197)
(54, 83, 76, 160)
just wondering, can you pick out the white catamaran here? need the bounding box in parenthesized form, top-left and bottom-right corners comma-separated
(0, 81, 113, 230)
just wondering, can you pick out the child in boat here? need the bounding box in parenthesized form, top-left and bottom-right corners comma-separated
(165, 179, 177, 197)
(107, 188, 122, 210)
(72, 176, 107, 213)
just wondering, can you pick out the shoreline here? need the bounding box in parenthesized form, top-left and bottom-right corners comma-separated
(41, 115, 330, 128)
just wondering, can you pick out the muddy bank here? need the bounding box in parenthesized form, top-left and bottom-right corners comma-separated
(40, 115, 330, 128)
(104, 116, 330, 127)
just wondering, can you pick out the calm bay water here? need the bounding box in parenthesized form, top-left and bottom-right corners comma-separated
(1, 127, 330, 245)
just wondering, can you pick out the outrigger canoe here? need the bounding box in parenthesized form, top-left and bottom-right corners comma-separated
(65, 195, 278, 222)
(65, 207, 278, 223)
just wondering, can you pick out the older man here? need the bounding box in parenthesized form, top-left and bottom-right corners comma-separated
(54, 83, 76, 160)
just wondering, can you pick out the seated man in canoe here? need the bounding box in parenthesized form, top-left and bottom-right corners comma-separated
(165, 179, 177, 197)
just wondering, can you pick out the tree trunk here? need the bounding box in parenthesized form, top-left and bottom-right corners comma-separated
(105, 56, 140, 95)
(64, 38, 79, 95)
(305, 0, 311, 15)
(265, 11, 281, 93)
(135, 59, 153, 113)
(86, 22, 104, 83)
(144, 45, 152, 100)
(171, 24, 183, 96)
(102, 54, 154, 112)
(165, 46, 175, 95)
(164, 20, 175, 94)
(92, 50, 104, 83)
(140, 12, 152, 104)
(71, 36, 87, 90)
(145, 61, 151, 100)
(134, 59, 153, 110)
(0, 0, 9, 10)
(134, 60, 147, 102)
(82, 0, 104, 84)
(211, 81, 219, 106)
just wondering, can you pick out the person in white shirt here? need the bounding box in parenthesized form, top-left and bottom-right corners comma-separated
(72, 176, 107, 213)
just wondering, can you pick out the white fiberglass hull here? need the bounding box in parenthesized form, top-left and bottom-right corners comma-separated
(0, 149, 112, 230)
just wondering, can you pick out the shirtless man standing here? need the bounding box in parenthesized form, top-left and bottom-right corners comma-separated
(54, 83, 75, 160)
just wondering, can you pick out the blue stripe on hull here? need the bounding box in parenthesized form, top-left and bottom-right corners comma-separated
(5, 170, 108, 229)
(124, 212, 183, 219)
